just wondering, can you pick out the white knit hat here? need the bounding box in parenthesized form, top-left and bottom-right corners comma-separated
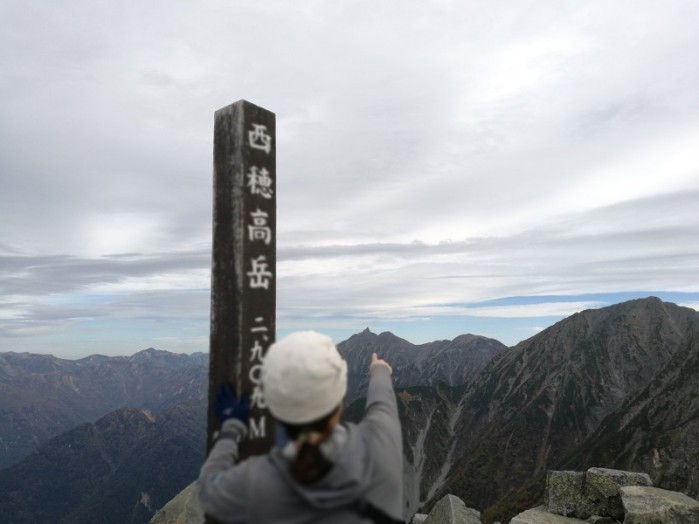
(262, 331, 347, 424)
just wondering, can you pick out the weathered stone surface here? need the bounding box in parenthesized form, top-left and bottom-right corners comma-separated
(149, 481, 204, 524)
(511, 506, 587, 523)
(585, 516, 615, 523)
(585, 467, 652, 521)
(587, 468, 652, 494)
(546, 471, 593, 518)
(411, 514, 428, 524)
(621, 486, 699, 524)
(424, 494, 480, 524)
(546, 468, 654, 520)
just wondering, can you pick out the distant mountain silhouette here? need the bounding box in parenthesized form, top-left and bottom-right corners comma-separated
(338, 329, 505, 402)
(0, 348, 207, 469)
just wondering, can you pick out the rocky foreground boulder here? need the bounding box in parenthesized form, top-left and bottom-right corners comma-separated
(151, 468, 698, 523)
(410, 467, 698, 524)
(512, 467, 698, 524)
(546, 467, 653, 520)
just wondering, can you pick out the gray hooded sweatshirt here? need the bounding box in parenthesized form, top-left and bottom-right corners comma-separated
(198, 364, 404, 523)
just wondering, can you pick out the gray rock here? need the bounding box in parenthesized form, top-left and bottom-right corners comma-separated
(621, 486, 699, 524)
(149, 481, 204, 524)
(511, 506, 588, 523)
(585, 467, 652, 521)
(586, 468, 652, 492)
(411, 514, 428, 524)
(546, 471, 593, 518)
(584, 516, 615, 523)
(546, 468, 653, 520)
(424, 494, 480, 524)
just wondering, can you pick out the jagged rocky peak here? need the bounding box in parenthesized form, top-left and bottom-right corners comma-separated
(358, 326, 374, 336)
(339, 327, 505, 403)
(344, 328, 413, 352)
(346, 327, 378, 343)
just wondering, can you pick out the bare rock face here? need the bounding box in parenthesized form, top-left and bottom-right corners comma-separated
(423, 494, 480, 524)
(621, 486, 699, 524)
(149, 482, 203, 524)
(433, 297, 699, 522)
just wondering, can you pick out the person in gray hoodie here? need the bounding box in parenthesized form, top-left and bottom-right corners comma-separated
(197, 330, 404, 523)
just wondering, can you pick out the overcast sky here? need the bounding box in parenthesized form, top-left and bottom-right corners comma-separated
(2, 0, 699, 358)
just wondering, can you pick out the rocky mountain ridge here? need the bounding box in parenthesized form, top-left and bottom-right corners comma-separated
(339, 328, 505, 403)
(416, 297, 699, 522)
(0, 348, 207, 469)
(326, 297, 699, 522)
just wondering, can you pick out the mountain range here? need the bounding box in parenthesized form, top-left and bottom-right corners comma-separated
(1, 296, 697, 524)
(401, 297, 699, 522)
(0, 404, 204, 524)
(338, 329, 506, 402)
(0, 349, 208, 524)
(0, 348, 207, 470)
(0, 328, 503, 523)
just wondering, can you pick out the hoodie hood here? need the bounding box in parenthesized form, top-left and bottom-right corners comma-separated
(268, 424, 370, 510)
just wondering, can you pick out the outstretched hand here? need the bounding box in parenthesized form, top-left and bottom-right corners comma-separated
(370, 352, 393, 375)
(214, 383, 250, 425)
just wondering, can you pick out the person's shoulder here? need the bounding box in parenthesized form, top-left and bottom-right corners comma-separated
(233, 450, 279, 475)
(338, 422, 366, 448)
(342, 421, 359, 431)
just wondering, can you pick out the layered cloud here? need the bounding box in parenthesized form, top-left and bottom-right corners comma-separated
(1, 0, 698, 354)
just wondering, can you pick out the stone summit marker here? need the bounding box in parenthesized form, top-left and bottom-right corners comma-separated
(207, 100, 276, 459)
